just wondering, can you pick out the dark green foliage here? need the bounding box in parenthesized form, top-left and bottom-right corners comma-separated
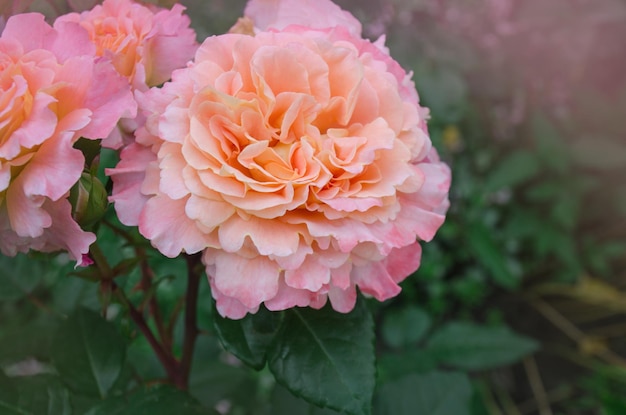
(268, 302, 376, 415)
(84, 385, 219, 415)
(426, 322, 539, 371)
(0, 370, 19, 412)
(374, 371, 473, 415)
(381, 305, 431, 348)
(13, 376, 72, 415)
(0, 254, 46, 302)
(51, 308, 126, 398)
(214, 305, 283, 370)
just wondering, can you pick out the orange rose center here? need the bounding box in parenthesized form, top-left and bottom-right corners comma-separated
(85, 19, 143, 78)
(0, 63, 34, 148)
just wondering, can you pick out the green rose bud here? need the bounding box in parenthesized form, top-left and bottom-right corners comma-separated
(69, 172, 108, 228)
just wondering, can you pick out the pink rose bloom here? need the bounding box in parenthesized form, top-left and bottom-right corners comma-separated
(56, 0, 198, 91)
(56, 0, 197, 149)
(109, 0, 451, 318)
(244, 0, 362, 36)
(0, 13, 136, 265)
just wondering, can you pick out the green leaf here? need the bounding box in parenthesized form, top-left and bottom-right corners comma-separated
(270, 385, 342, 415)
(268, 301, 375, 415)
(601, 394, 626, 415)
(531, 114, 569, 173)
(381, 305, 431, 348)
(214, 305, 283, 370)
(51, 308, 126, 398)
(0, 403, 30, 415)
(483, 151, 540, 193)
(0, 371, 20, 414)
(0, 254, 44, 302)
(188, 334, 258, 410)
(84, 385, 218, 415)
(600, 386, 626, 415)
(13, 375, 72, 415)
(51, 276, 100, 315)
(377, 349, 438, 383)
(426, 322, 538, 370)
(374, 371, 472, 415)
(0, 314, 59, 365)
(550, 192, 580, 230)
(466, 222, 519, 289)
(189, 361, 252, 409)
(127, 334, 167, 380)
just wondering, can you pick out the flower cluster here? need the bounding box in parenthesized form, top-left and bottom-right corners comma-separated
(0, 0, 195, 265)
(2, 0, 450, 318)
(109, 0, 451, 318)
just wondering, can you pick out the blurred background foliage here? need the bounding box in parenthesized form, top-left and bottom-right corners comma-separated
(1, 0, 625, 414)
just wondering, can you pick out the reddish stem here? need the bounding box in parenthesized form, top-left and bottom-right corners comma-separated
(177, 253, 203, 389)
(111, 281, 180, 383)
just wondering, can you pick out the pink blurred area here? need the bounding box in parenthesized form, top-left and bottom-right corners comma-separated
(2, 0, 623, 165)
(4, 0, 623, 100)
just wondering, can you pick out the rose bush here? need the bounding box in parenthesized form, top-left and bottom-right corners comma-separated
(7, 1, 614, 413)
(109, 0, 451, 318)
(0, 13, 135, 265)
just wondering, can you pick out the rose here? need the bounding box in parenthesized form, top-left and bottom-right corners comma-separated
(56, 0, 198, 149)
(56, 0, 198, 91)
(244, 0, 363, 36)
(109, 0, 451, 318)
(0, 13, 136, 265)
(244, 0, 424, 111)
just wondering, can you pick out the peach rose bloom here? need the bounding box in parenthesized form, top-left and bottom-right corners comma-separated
(56, 0, 197, 91)
(109, 0, 451, 318)
(0, 14, 136, 265)
(56, 0, 197, 148)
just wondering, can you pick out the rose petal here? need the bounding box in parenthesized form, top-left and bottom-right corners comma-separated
(285, 255, 331, 291)
(139, 195, 209, 257)
(108, 143, 156, 225)
(245, 0, 362, 36)
(218, 215, 301, 257)
(265, 277, 328, 311)
(211, 251, 281, 309)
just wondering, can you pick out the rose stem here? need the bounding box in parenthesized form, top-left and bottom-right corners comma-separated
(102, 219, 171, 351)
(177, 252, 203, 390)
(90, 241, 180, 385)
